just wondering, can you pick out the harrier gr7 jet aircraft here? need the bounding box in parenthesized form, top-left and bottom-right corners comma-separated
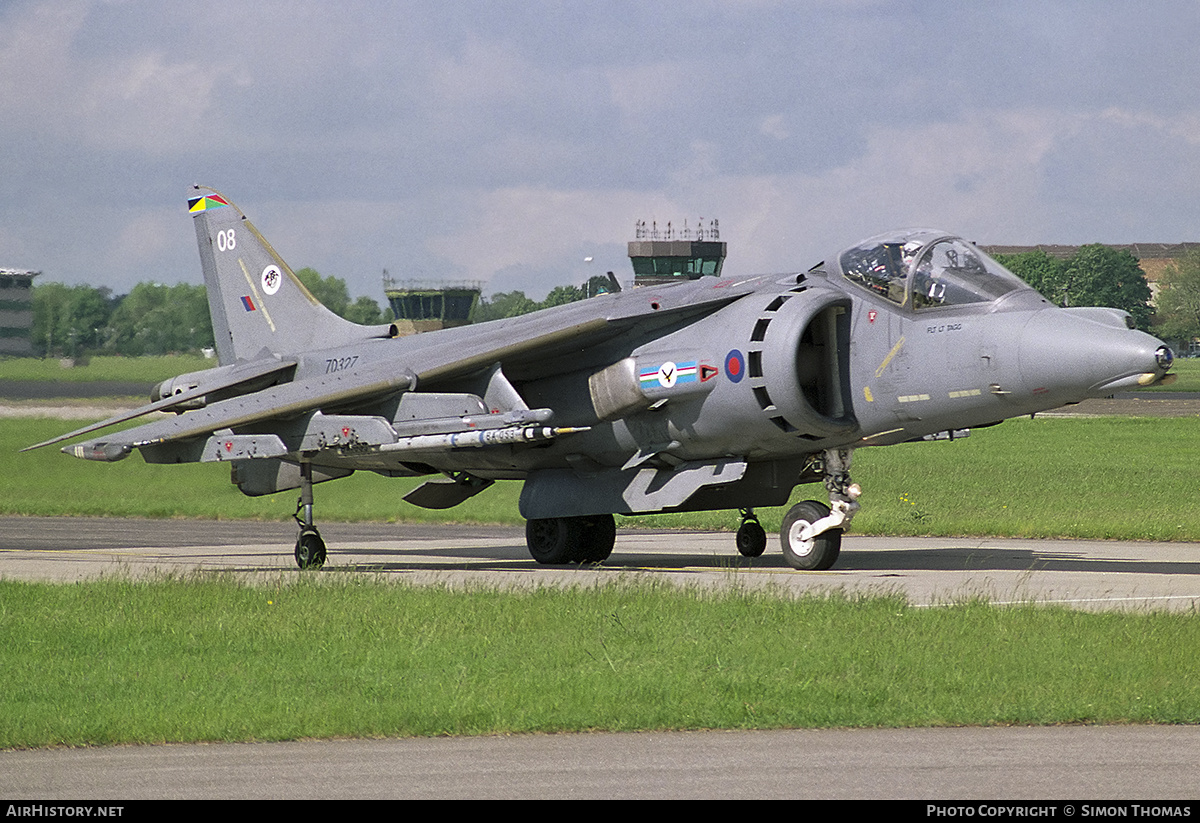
(28, 186, 1176, 570)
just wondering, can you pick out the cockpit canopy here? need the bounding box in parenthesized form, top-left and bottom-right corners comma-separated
(835, 230, 1032, 310)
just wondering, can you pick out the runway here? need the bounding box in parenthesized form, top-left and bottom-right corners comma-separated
(4, 516, 1200, 799)
(4, 726, 1200, 800)
(3, 516, 1199, 611)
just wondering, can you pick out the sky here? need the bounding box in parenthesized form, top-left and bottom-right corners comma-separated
(3, 0, 1200, 302)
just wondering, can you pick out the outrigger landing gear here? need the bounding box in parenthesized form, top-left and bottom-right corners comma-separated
(735, 508, 767, 557)
(293, 460, 327, 570)
(780, 448, 861, 571)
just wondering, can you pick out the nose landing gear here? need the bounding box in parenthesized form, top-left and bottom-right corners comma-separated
(781, 500, 842, 570)
(779, 448, 860, 571)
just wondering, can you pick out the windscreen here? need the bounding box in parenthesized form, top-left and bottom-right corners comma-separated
(838, 231, 1030, 310)
(910, 238, 1028, 309)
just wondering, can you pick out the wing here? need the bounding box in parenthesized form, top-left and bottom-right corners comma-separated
(392, 273, 766, 384)
(50, 274, 762, 463)
(60, 359, 413, 462)
(38, 185, 767, 465)
(22, 356, 297, 453)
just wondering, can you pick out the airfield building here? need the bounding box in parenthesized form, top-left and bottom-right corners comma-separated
(382, 271, 481, 335)
(628, 219, 726, 288)
(0, 268, 39, 356)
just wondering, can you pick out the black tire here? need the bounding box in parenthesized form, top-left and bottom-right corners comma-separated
(575, 514, 616, 563)
(780, 500, 841, 571)
(294, 529, 327, 570)
(526, 518, 572, 564)
(736, 520, 767, 557)
(526, 515, 616, 564)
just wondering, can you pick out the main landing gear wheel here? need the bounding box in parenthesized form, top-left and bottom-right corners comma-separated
(576, 514, 616, 563)
(525, 514, 616, 564)
(294, 528, 327, 570)
(781, 500, 842, 571)
(735, 510, 767, 558)
(526, 518, 571, 564)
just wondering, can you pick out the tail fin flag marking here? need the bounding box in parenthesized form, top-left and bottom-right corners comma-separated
(188, 185, 394, 365)
(187, 194, 229, 213)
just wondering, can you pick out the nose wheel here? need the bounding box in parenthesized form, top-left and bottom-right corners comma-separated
(780, 500, 841, 570)
(778, 448, 860, 571)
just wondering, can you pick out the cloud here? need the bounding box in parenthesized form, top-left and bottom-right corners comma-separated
(759, 115, 790, 141)
(0, 2, 226, 155)
(0, 1, 88, 121)
(420, 108, 1068, 286)
(427, 186, 675, 284)
(6, 1, 1200, 299)
(214, 102, 1200, 300)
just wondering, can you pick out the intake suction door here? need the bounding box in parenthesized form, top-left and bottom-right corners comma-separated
(748, 289, 858, 439)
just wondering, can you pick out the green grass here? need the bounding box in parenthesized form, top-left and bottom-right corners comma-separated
(0, 355, 211, 384)
(1139, 356, 1200, 391)
(2, 575, 1198, 749)
(7, 415, 1200, 541)
(7, 408, 1200, 749)
(837, 415, 1200, 542)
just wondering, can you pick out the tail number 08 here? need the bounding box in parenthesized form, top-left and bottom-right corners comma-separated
(216, 229, 237, 252)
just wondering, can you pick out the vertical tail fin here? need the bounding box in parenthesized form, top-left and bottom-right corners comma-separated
(189, 185, 394, 364)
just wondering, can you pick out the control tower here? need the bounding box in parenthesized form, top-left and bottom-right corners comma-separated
(627, 219, 726, 288)
(382, 271, 481, 336)
(0, 268, 39, 355)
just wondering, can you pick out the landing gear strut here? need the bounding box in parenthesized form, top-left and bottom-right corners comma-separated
(525, 514, 616, 564)
(293, 460, 327, 570)
(780, 448, 861, 571)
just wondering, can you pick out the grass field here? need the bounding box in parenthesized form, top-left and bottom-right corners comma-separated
(5, 401, 1200, 748)
(0, 354, 212, 384)
(1142, 356, 1200, 391)
(3, 575, 1199, 748)
(5, 414, 1200, 540)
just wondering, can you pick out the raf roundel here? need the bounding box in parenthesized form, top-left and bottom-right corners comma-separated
(261, 265, 282, 296)
(725, 349, 745, 383)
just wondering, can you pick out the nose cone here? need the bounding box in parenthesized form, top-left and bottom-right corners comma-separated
(1018, 307, 1172, 403)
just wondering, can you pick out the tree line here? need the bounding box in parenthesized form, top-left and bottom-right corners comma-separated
(31, 270, 607, 357)
(470, 276, 616, 323)
(1148, 250, 1200, 345)
(993, 243, 1200, 344)
(33, 250, 1194, 357)
(991, 244, 1155, 330)
(31, 268, 391, 358)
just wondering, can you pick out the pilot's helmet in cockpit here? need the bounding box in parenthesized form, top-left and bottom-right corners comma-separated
(838, 231, 1032, 311)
